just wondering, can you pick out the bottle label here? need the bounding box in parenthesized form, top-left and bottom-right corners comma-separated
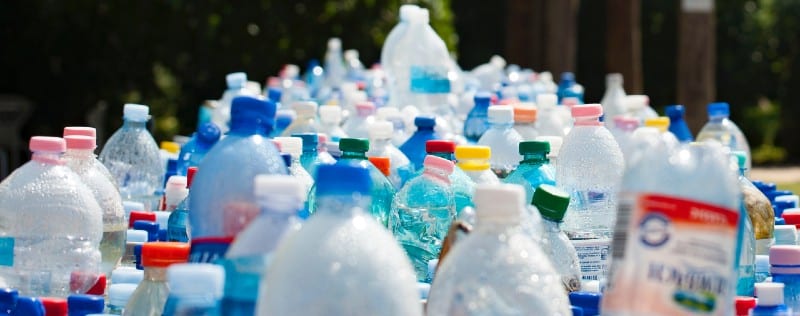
(603, 194, 739, 315)
(189, 236, 234, 263)
(0, 237, 13, 266)
(409, 66, 451, 94)
(572, 238, 611, 281)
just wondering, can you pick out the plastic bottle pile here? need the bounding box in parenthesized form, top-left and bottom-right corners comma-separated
(0, 4, 790, 316)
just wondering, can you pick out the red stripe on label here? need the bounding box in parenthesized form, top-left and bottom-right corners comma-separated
(640, 194, 739, 227)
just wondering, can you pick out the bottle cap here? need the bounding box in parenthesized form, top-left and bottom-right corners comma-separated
(123, 104, 150, 122)
(338, 138, 369, 153)
(535, 136, 563, 158)
(776, 195, 799, 208)
(128, 211, 156, 228)
(368, 121, 394, 140)
(167, 263, 225, 298)
(774, 225, 797, 245)
(196, 122, 221, 145)
(424, 155, 454, 175)
(474, 92, 492, 107)
(13, 296, 44, 316)
(107, 284, 137, 308)
(767, 190, 794, 203)
(67, 294, 104, 315)
(775, 200, 795, 218)
(230, 96, 276, 129)
(455, 145, 491, 171)
(85, 273, 106, 295)
(519, 141, 550, 155)
(536, 93, 557, 108)
(319, 105, 342, 123)
(414, 116, 436, 128)
(63, 126, 96, 138)
(756, 255, 770, 273)
(186, 167, 198, 188)
(110, 267, 144, 285)
(426, 140, 456, 154)
(274, 137, 303, 157)
(64, 135, 95, 150)
(606, 73, 623, 84)
(267, 87, 282, 102)
(757, 182, 777, 194)
(165, 175, 188, 191)
(355, 102, 376, 117)
(735, 296, 756, 316)
(0, 288, 17, 309)
(707, 102, 730, 118)
(291, 101, 318, 116)
(276, 109, 295, 130)
(560, 72, 576, 84)
(30, 136, 66, 153)
(487, 105, 514, 124)
(532, 184, 570, 222)
(625, 95, 649, 110)
(644, 117, 670, 132)
(568, 292, 602, 316)
(315, 163, 371, 196)
(160, 141, 180, 154)
(226, 72, 247, 89)
(755, 282, 784, 306)
(327, 38, 341, 50)
(141, 242, 190, 267)
(133, 221, 159, 242)
(770, 245, 800, 275)
(571, 104, 603, 119)
(40, 297, 67, 316)
(368, 157, 391, 177)
(474, 184, 525, 222)
(317, 134, 329, 146)
(292, 133, 318, 151)
(126, 229, 148, 244)
(399, 4, 419, 21)
(254, 174, 307, 206)
(665, 105, 685, 119)
(513, 104, 537, 123)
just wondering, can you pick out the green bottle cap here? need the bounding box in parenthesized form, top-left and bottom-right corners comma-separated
(338, 138, 370, 153)
(519, 141, 550, 155)
(532, 184, 570, 222)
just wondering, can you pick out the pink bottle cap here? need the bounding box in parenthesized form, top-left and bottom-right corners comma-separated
(29, 136, 66, 153)
(572, 104, 603, 127)
(356, 102, 376, 116)
(770, 245, 800, 274)
(562, 97, 580, 107)
(317, 133, 328, 145)
(271, 140, 282, 151)
(63, 126, 97, 138)
(424, 155, 454, 175)
(64, 135, 96, 150)
(612, 116, 640, 131)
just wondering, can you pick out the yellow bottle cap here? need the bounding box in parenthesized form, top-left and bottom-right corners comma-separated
(455, 145, 491, 171)
(160, 141, 180, 154)
(644, 117, 670, 133)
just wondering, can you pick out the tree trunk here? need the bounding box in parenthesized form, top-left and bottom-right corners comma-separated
(606, 0, 643, 93)
(677, 0, 715, 133)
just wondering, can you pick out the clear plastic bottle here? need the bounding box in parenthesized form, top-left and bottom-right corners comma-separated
(399, 116, 441, 171)
(455, 145, 499, 185)
(67, 294, 104, 316)
(533, 184, 582, 293)
(281, 101, 320, 136)
(342, 101, 376, 139)
(323, 38, 346, 90)
(696, 102, 752, 171)
(317, 105, 347, 140)
(99, 104, 165, 210)
(390, 155, 456, 282)
(166, 168, 195, 243)
(64, 135, 126, 278)
(0, 136, 103, 296)
(463, 92, 491, 143)
(344, 49, 366, 81)
(367, 121, 412, 189)
(175, 122, 220, 176)
(189, 96, 287, 263)
(427, 184, 571, 316)
(513, 103, 538, 140)
(731, 151, 757, 296)
(63, 127, 115, 184)
(535, 93, 567, 137)
(123, 242, 189, 316)
(376, 107, 410, 147)
(503, 141, 557, 202)
(222, 175, 304, 315)
(256, 164, 422, 316)
(751, 282, 792, 316)
(625, 95, 658, 122)
(601, 73, 627, 129)
(609, 116, 640, 161)
(643, 117, 680, 148)
(733, 151, 775, 256)
(292, 133, 335, 177)
(162, 264, 224, 316)
(477, 105, 523, 178)
(422, 140, 475, 215)
(211, 72, 255, 134)
(106, 284, 137, 315)
(665, 105, 694, 143)
(273, 137, 314, 197)
(381, 5, 420, 72)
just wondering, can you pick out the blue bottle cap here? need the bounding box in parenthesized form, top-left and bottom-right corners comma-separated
(707, 102, 730, 118)
(158, 229, 168, 242)
(569, 291, 601, 316)
(560, 72, 576, 84)
(414, 116, 436, 128)
(474, 92, 492, 106)
(281, 153, 292, 168)
(776, 217, 786, 225)
(132, 221, 159, 242)
(774, 200, 795, 217)
(166, 158, 178, 173)
(110, 267, 144, 285)
(665, 105, 685, 119)
(230, 96, 277, 130)
(134, 244, 144, 270)
(226, 72, 247, 89)
(292, 133, 319, 151)
(767, 190, 793, 203)
(571, 305, 584, 316)
(0, 288, 18, 310)
(267, 87, 282, 103)
(315, 163, 371, 196)
(67, 294, 104, 315)
(275, 113, 294, 131)
(196, 122, 221, 146)
(12, 296, 44, 316)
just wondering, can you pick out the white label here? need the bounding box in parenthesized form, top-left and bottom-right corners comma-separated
(572, 238, 611, 281)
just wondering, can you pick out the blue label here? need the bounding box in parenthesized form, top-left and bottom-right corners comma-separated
(409, 66, 451, 94)
(0, 237, 14, 266)
(189, 237, 233, 263)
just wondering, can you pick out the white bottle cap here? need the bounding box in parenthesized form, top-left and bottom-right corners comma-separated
(490, 55, 507, 69)
(535, 136, 563, 158)
(487, 105, 514, 124)
(536, 94, 557, 109)
(474, 184, 525, 222)
(254, 174, 307, 207)
(327, 38, 341, 51)
(756, 255, 770, 273)
(245, 81, 262, 95)
(108, 283, 138, 307)
(755, 282, 785, 306)
(539, 71, 554, 83)
(153, 211, 170, 230)
(292, 101, 318, 116)
(123, 201, 145, 217)
(625, 95, 649, 110)
(319, 105, 343, 124)
(344, 49, 359, 61)
(775, 225, 798, 245)
(417, 282, 431, 300)
(274, 137, 303, 158)
(126, 229, 148, 243)
(110, 267, 144, 285)
(369, 121, 394, 140)
(581, 280, 602, 293)
(417, 8, 430, 24)
(165, 175, 188, 190)
(123, 104, 150, 122)
(399, 4, 419, 21)
(376, 107, 401, 121)
(226, 72, 247, 89)
(167, 263, 225, 298)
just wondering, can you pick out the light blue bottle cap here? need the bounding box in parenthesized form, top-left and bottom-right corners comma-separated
(417, 282, 430, 300)
(167, 263, 225, 298)
(110, 267, 144, 285)
(126, 229, 148, 243)
(153, 211, 170, 231)
(123, 104, 150, 122)
(12, 296, 45, 316)
(122, 201, 145, 217)
(707, 102, 730, 118)
(226, 72, 247, 89)
(774, 225, 797, 245)
(316, 163, 371, 196)
(107, 284, 137, 307)
(756, 255, 770, 273)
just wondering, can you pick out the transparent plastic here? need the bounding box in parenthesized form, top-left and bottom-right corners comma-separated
(503, 150, 556, 203)
(122, 267, 169, 316)
(477, 116, 523, 178)
(600, 74, 627, 128)
(367, 133, 412, 189)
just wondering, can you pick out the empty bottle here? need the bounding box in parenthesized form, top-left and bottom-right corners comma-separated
(478, 105, 524, 178)
(281, 101, 320, 136)
(463, 92, 491, 143)
(455, 145, 499, 185)
(733, 152, 774, 256)
(63, 127, 114, 183)
(99, 104, 164, 210)
(424, 140, 475, 214)
(189, 96, 287, 263)
(64, 135, 126, 278)
(292, 133, 335, 177)
(535, 93, 567, 137)
(381, 4, 420, 71)
(0, 137, 103, 296)
(533, 184, 582, 292)
(513, 104, 538, 140)
(399, 116, 441, 171)
(375, 107, 410, 147)
(665, 105, 694, 142)
(124, 242, 189, 316)
(166, 168, 195, 243)
(752, 282, 792, 316)
(625, 95, 658, 122)
(176, 122, 221, 176)
(390, 155, 456, 281)
(427, 184, 571, 315)
(600, 73, 627, 128)
(106, 284, 137, 315)
(257, 164, 422, 316)
(324, 38, 346, 90)
(557, 72, 584, 103)
(503, 141, 557, 202)
(273, 137, 314, 198)
(697, 102, 752, 171)
(162, 264, 224, 316)
(366, 121, 412, 189)
(342, 101, 376, 139)
(609, 116, 640, 160)
(211, 72, 255, 133)
(317, 105, 347, 140)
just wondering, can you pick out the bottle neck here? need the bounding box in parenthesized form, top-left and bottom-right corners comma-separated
(143, 266, 168, 281)
(229, 121, 269, 136)
(423, 168, 451, 184)
(739, 167, 747, 178)
(542, 218, 561, 232)
(489, 121, 513, 129)
(64, 148, 95, 160)
(475, 218, 520, 234)
(574, 117, 602, 127)
(429, 152, 454, 161)
(123, 119, 148, 129)
(32, 152, 64, 165)
(315, 194, 371, 216)
(521, 152, 548, 165)
(341, 150, 367, 160)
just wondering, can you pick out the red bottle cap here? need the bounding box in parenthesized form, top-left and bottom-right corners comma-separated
(128, 211, 156, 228)
(86, 273, 106, 295)
(40, 297, 67, 316)
(186, 167, 198, 188)
(735, 296, 756, 316)
(425, 140, 456, 154)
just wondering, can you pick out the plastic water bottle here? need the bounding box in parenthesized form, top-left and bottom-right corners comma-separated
(67, 294, 103, 316)
(399, 116, 441, 171)
(99, 104, 164, 210)
(512, 104, 538, 140)
(752, 282, 792, 316)
(602, 142, 741, 315)
(10, 296, 44, 316)
(342, 101, 376, 139)
(166, 168, 195, 243)
(211, 73, 255, 133)
(0, 136, 103, 296)
(273, 137, 314, 198)
(557, 72, 584, 103)
(535, 93, 567, 137)
(324, 38, 346, 89)
(463, 92, 491, 143)
(665, 105, 694, 142)
(256, 164, 422, 316)
(625, 95, 658, 122)
(390, 155, 456, 282)
(123, 242, 189, 316)
(189, 96, 287, 263)
(426, 184, 571, 315)
(222, 175, 304, 315)
(557, 104, 623, 282)
(423, 140, 475, 214)
(756, 255, 771, 283)
(381, 5, 420, 72)
(477, 105, 523, 178)
(292, 133, 335, 177)
(730, 151, 757, 296)
(367, 121, 412, 189)
(455, 145, 499, 185)
(503, 141, 557, 203)
(600, 73, 627, 128)
(533, 184, 582, 292)
(697, 102, 752, 171)
(317, 105, 347, 140)
(162, 264, 223, 316)
(375, 107, 410, 147)
(176, 122, 220, 176)
(642, 117, 681, 149)
(106, 284, 136, 315)
(609, 116, 639, 160)
(63, 127, 115, 183)
(280, 101, 319, 136)
(62, 135, 126, 278)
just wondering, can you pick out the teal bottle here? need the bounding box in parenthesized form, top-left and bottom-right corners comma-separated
(409, 140, 475, 215)
(292, 133, 335, 177)
(503, 141, 557, 203)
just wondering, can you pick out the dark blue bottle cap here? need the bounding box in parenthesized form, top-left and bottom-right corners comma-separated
(414, 116, 436, 128)
(134, 244, 144, 270)
(315, 163, 371, 196)
(267, 87, 282, 103)
(158, 229, 168, 242)
(292, 133, 319, 151)
(230, 96, 276, 129)
(571, 305, 584, 316)
(12, 296, 44, 316)
(0, 288, 18, 310)
(474, 92, 492, 106)
(776, 217, 786, 225)
(275, 113, 293, 131)
(767, 190, 793, 203)
(560, 72, 576, 83)
(758, 182, 777, 195)
(281, 153, 292, 168)
(132, 220, 159, 242)
(774, 200, 795, 217)
(67, 294, 104, 315)
(665, 105, 685, 118)
(707, 102, 730, 118)
(196, 122, 221, 146)
(166, 159, 178, 173)
(569, 291, 601, 316)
